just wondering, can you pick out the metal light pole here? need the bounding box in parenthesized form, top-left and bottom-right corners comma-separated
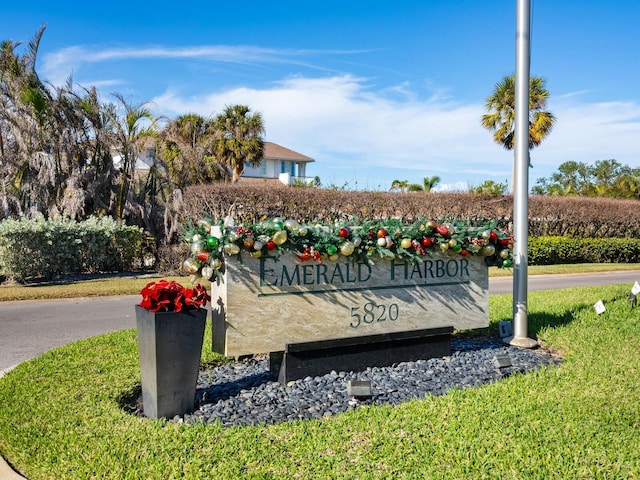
(505, 0, 537, 348)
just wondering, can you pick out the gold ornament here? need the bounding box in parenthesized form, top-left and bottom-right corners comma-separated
(481, 230, 491, 240)
(448, 239, 458, 248)
(481, 245, 496, 256)
(197, 219, 212, 231)
(329, 254, 339, 261)
(272, 230, 288, 245)
(439, 242, 449, 252)
(340, 241, 355, 256)
(250, 250, 262, 258)
(499, 249, 510, 259)
(183, 257, 200, 274)
(400, 238, 412, 249)
(211, 258, 223, 270)
(284, 219, 299, 231)
(243, 237, 255, 249)
(223, 243, 240, 255)
(298, 226, 308, 236)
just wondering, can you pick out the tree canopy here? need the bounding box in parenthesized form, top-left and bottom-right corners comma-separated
(533, 159, 640, 199)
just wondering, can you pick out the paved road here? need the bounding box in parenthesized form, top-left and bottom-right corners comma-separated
(0, 295, 138, 372)
(1, 271, 639, 371)
(489, 270, 639, 294)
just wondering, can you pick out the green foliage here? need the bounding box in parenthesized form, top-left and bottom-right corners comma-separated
(533, 159, 640, 198)
(291, 176, 322, 188)
(470, 179, 508, 195)
(211, 105, 265, 183)
(481, 74, 555, 151)
(183, 217, 513, 284)
(389, 179, 409, 192)
(529, 236, 640, 265)
(0, 216, 143, 282)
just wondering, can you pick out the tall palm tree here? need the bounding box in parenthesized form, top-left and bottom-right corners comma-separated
(481, 74, 556, 192)
(0, 25, 58, 215)
(423, 175, 441, 192)
(390, 179, 408, 192)
(211, 105, 265, 183)
(108, 93, 156, 222)
(159, 113, 228, 187)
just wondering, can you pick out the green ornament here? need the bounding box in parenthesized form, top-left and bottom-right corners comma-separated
(503, 259, 512, 268)
(326, 244, 338, 256)
(206, 236, 219, 249)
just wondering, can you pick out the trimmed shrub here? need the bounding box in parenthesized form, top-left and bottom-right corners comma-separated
(0, 216, 143, 282)
(180, 184, 640, 238)
(528, 236, 640, 265)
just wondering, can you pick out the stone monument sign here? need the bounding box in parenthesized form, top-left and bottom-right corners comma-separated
(211, 253, 488, 357)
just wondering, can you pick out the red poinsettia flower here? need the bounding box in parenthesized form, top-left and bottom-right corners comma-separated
(139, 280, 210, 312)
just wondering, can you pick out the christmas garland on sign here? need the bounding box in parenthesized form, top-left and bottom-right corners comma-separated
(181, 216, 514, 283)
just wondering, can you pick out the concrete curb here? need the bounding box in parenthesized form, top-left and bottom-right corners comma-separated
(0, 455, 27, 480)
(0, 365, 17, 379)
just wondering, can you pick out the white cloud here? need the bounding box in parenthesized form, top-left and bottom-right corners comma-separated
(534, 98, 640, 170)
(40, 44, 372, 88)
(152, 74, 509, 175)
(40, 40, 640, 189)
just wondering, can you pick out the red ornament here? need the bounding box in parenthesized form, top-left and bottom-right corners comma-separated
(490, 231, 498, 241)
(196, 251, 210, 262)
(435, 224, 449, 237)
(421, 237, 432, 247)
(266, 240, 276, 251)
(460, 249, 469, 256)
(499, 237, 510, 246)
(297, 247, 312, 262)
(376, 228, 387, 238)
(338, 227, 349, 238)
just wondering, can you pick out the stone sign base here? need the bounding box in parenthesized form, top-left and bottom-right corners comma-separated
(269, 326, 453, 385)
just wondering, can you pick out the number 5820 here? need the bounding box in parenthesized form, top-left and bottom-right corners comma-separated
(350, 302, 399, 328)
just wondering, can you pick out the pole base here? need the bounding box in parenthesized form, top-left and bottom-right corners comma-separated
(502, 335, 538, 349)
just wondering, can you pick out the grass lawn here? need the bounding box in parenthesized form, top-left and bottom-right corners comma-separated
(1, 284, 639, 479)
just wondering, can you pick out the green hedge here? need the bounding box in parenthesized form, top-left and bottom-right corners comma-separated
(529, 236, 640, 265)
(0, 216, 143, 282)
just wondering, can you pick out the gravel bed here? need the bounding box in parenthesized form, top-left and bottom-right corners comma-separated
(168, 337, 560, 428)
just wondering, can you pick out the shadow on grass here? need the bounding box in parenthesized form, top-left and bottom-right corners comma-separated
(117, 384, 143, 415)
(527, 310, 578, 337)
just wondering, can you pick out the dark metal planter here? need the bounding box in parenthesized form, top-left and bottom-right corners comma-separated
(135, 305, 206, 419)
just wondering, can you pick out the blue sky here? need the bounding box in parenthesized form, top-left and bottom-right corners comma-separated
(3, 1, 640, 191)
